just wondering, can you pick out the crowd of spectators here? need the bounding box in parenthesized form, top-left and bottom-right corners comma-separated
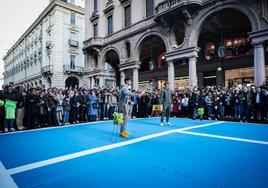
(1, 81, 268, 133)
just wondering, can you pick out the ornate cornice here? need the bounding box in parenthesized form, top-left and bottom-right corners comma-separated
(165, 46, 200, 62)
(90, 10, 99, 22)
(118, 61, 141, 71)
(119, 0, 132, 7)
(103, 4, 114, 16)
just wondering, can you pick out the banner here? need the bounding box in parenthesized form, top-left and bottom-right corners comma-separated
(152, 104, 163, 114)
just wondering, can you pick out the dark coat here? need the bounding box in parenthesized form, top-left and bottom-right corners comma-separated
(252, 92, 265, 106)
(26, 94, 39, 114)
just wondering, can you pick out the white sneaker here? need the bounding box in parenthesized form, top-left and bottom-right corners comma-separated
(166, 122, 173, 126)
(4, 128, 8, 132)
(160, 123, 164, 127)
(10, 128, 16, 132)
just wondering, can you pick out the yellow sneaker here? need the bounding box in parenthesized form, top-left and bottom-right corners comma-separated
(119, 132, 129, 138)
(124, 131, 131, 136)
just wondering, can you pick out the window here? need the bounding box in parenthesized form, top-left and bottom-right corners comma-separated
(124, 5, 131, 27)
(70, 55, 76, 69)
(71, 13, 76, 25)
(68, 0, 75, 4)
(93, 23, 98, 37)
(94, 0, 98, 11)
(146, 0, 154, 17)
(107, 16, 113, 35)
(48, 15, 52, 27)
(125, 41, 131, 58)
(204, 42, 215, 60)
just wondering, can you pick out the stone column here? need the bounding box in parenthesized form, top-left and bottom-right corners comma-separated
(120, 71, 125, 86)
(133, 68, 139, 91)
(91, 77, 95, 89)
(189, 57, 198, 88)
(254, 43, 266, 86)
(168, 61, 175, 91)
(99, 76, 104, 87)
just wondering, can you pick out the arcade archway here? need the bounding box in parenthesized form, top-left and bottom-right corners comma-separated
(65, 76, 79, 89)
(138, 34, 167, 90)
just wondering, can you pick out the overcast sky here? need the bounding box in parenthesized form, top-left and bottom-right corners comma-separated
(0, 0, 50, 83)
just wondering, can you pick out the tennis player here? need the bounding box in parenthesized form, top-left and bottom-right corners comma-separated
(118, 78, 135, 138)
(160, 82, 173, 126)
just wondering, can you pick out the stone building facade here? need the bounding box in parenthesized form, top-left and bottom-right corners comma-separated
(83, 0, 268, 90)
(3, 0, 85, 89)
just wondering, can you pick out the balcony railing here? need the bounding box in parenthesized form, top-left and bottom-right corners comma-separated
(155, 0, 203, 16)
(41, 65, 54, 74)
(63, 65, 84, 73)
(83, 37, 104, 50)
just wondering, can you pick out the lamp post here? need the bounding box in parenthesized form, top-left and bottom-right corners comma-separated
(217, 30, 226, 86)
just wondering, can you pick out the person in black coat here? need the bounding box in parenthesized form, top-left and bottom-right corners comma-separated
(252, 87, 265, 120)
(25, 88, 39, 129)
(191, 90, 204, 119)
(78, 91, 88, 123)
(70, 92, 79, 124)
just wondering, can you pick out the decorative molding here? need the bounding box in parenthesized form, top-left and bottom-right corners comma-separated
(68, 25, 79, 33)
(119, 0, 132, 7)
(165, 46, 200, 62)
(118, 61, 141, 71)
(90, 10, 99, 22)
(182, 9, 192, 25)
(103, 4, 114, 16)
(249, 28, 268, 45)
(106, 0, 113, 7)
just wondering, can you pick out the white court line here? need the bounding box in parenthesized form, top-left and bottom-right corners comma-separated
(177, 130, 268, 145)
(6, 121, 223, 175)
(0, 161, 18, 188)
(0, 117, 160, 136)
(0, 120, 111, 136)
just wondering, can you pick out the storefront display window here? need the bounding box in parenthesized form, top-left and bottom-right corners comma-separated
(204, 37, 254, 61)
(224, 37, 253, 58)
(225, 66, 268, 87)
(175, 77, 189, 89)
(204, 42, 215, 60)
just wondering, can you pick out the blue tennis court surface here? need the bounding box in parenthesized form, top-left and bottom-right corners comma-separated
(0, 118, 268, 188)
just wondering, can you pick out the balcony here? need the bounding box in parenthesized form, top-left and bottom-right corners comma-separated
(68, 39, 79, 48)
(63, 65, 84, 74)
(83, 37, 104, 51)
(154, 0, 203, 22)
(41, 65, 54, 75)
